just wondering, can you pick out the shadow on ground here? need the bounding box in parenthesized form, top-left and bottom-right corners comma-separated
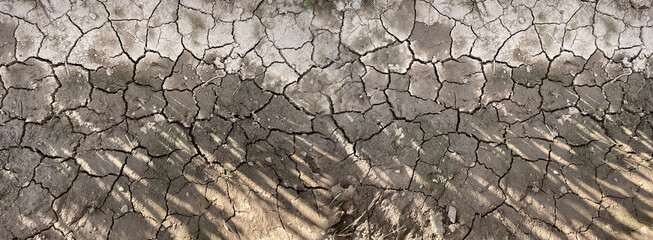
(1, 47, 652, 239)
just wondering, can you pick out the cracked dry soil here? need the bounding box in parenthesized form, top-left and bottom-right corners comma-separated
(1, 0, 653, 239)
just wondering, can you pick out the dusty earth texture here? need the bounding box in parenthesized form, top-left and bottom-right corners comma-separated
(1, 0, 653, 239)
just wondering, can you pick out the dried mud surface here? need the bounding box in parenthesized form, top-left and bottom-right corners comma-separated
(1, 0, 653, 239)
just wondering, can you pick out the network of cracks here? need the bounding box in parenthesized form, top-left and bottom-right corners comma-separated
(1, 0, 653, 239)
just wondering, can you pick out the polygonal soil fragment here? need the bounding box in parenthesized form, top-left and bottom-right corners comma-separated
(341, 7, 394, 54)
(623, 73, 653, 113)
(334, 103, 394, 141)
(451, 22, 475, 58)
(34, 158, 78, 196)
(1, 184, 56, 239)
(331, 78, 371, 113)
(67, 89, 125, 134)
(262, 12, 312, 49)
(495, 84, 541, 123)
(575, 86, 609, 119)
(134, 52, 174, 90)
(535, 24, 565, 58)
(500, 4, 533, 33)
(440, 164, 505, 227)
(544, 108, 612, 146)
(379, 0, 415, 41)
(68, 24, 123, 70)
(1, 78, 57, 123)
(0, 119, 23, 148)
(38, 17, 81, 63)
(67, 0, 108, 32)
(555, 193, 599, 234)
(163, 90, 198, 128)
(563, 26, 596, 59)
(125, 83, 166, 118)
(286, 62, 364, 115)
(361, 42, 413, 74)
(167, 178, 210, 216)
(53, 65, 92, 113)
(477, 143, 511, 176)
(386, 89, 445, 120)
(113, 20, 148, 59)
(540, 80, 579, 111)
(460, 107, 507, 143)
(127, 114, 196, 156)
(0, 148, 41, 189)
(511, 55, 548, 87)
(481, 62, 513, 105)
(130, 177, 168, 225)
(574, 51, 610, 86)
(409, 20, 453, 62)
(259, 62, 298, 93)
(54, 174, 116, 239)
(104, 0, 158, 20)
(0, 14, 17, 65)
(76, 150, 127, 176)
(549, 52, 586, 86)
(281, 43, 314, 74)
(357, 121, 422, 189)
(257, 96, 313, 133)
(108, 212, 158, 240)
(0, 59, 56, 122)
(407, 62, 440, 101)
(359, 66, 388, 105)
(313, 31, 340, 66)
(14, 20, 42, 61)
(227, 164, 285, 238)
(415, 108, 458, 139)
(22, 117, 83, 158)
(164, 51, 204, 90)
(214, 75, 272, 119)
(496, 27, 543, 67)
(89, 55, 134, 92)
(437, 74, 484, 112)
(232, 17, 266, 55)
(177, 6, 214, 57)
(470, 20, 510, 61)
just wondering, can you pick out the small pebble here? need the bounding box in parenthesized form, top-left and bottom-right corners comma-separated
(518, 17, 525, 23)
(394, 169, 401, 174)
(2, 4, 11, 11)
(532, 186, 540, 193)
(448, 206, 457, 223)
(560, 186, 568, 194)
(89, 13, 97, 20)
(443, 6, 451, 13)
(247, 161, 254, 166)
